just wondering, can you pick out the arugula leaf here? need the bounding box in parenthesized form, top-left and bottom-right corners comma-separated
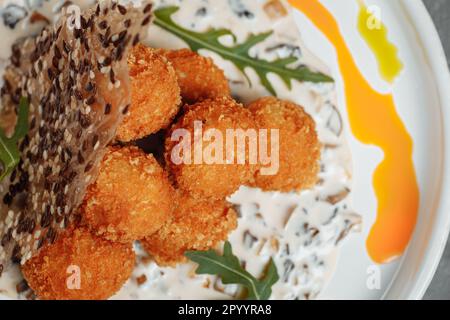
(185, 241, 279, 300)
(0, 97, 29, 181)
(153, 6, 333, 96)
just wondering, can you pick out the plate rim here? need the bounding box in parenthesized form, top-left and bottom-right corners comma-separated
(381, 0, 450, 300)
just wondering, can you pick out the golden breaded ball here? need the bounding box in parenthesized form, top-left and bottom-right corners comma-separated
(22, 227, 135, 300)
(158, 49, 231, 103)
(141, 192, 237, 266)
(116, 44, 181, 142)
(82, 146, 175, 242)
(165, 97, 258, 199)
(247, 97, 321, 192)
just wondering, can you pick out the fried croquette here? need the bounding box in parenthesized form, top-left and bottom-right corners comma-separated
(165, 97, 258, 199)
(82, 146, 175, 242)
(247, 97, 321, 192)
(116, 44, 181, 142)
(21, 227, 135, 300)
(141, 193, 237, 266)
(158, 49, 231, 103)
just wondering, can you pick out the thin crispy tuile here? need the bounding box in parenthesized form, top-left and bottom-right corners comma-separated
(0, 0, 152, 270)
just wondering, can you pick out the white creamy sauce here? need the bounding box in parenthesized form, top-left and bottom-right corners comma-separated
(0, 0, 360, 300)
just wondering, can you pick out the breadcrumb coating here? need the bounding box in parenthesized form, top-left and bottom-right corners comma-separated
(82, 146, 175, 242)
(141, 192, 237, 266)
(158, 49, 231, 103)
(116, 44, 181, 142)
(21, 227, 135, 300)
(165, 96, 258, 199)
(247, 97, 321, 192)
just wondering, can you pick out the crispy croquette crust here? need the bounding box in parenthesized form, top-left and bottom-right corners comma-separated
(116, 44, 181, 142)
(82, 146, 175, 242)
(22, 227, 135, 300)
(141, 192, 237, 266)
(165, 97, 258, 199)
(247, 97, 321, 192)
(158, 49, 231, 103)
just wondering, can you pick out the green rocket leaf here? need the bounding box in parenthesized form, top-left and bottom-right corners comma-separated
(0, 97, 29, 181)
(153, 6, 333, 96)
(185, 241, 279, 300)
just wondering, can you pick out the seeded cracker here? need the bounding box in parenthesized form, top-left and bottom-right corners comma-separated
(0, 0, 152, 271)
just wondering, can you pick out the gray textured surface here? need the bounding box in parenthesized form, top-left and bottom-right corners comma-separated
(422, 0, 450, 300)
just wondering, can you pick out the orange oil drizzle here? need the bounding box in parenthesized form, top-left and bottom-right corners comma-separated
(288, 0, 419, 263)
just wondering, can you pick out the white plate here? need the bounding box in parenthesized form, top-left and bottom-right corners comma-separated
(292, 0, 450, 299)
